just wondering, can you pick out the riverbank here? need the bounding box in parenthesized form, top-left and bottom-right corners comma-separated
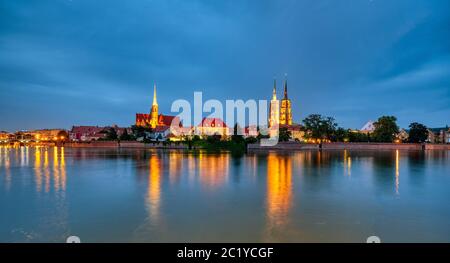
(2, 141, 449, 151)
(247, 142, 450, 151)
(64, 141, 187, 149)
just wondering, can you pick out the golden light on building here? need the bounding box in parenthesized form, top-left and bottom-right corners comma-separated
(149, 84, 159, 129)
(279, 77, 293, 126)
(135, 84, 181, 131)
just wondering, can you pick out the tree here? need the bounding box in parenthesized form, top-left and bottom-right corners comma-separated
(302, 114, 337, 141)
(408, 122, 428, 143)
(105, 127, 118, 140)
(231, 123, 244, 143)
(256, 126, 269, 141)
(131, 125, 153, 139)
(348, 130, 370, 142)
(119, 129, 132, 141)
(245, 136, 257, 144)
(57, 130, 69, 142)
(372, 116, 399, 142)
(279, 127, 292, 142)
(332, 127, 348, 142)
(206, 135, 221, 144)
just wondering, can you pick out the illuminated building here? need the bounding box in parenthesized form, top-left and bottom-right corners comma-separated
(268, 77, 293, 127)
(396, 129, 409, 142)
(69, 125, 130, 142)
(195, 117, 230, 137)
(427, 127, 450, 144)
(135, 84, 181, 129)
(279, 77, 292, 126)
(268, 79, 279, 128)
(0, 131, 13, 143)
(267, 78, 304, 141)
(149, 83, 159, 128)
(29, 129, 68, 142)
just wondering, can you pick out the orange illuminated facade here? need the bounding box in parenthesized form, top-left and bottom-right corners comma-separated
(268, 77, 294, 127)
(279, 78, 292, 126)
(135, 84, 181, 129)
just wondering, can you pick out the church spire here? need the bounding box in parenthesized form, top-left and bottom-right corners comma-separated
(152, 83, 157, 106)
(272, 78, 277, 100)
(283, 74, 288, 99)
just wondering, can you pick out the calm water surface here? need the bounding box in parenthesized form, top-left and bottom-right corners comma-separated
(0, 146, 449, 242)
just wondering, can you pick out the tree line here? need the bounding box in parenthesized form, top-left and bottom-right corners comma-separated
(300, 114, 429, 143)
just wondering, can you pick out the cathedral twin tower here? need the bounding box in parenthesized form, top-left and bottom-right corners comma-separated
(269, 77, 293, 127)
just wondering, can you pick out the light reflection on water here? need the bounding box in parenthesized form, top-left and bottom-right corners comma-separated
(265, 154, 292, 239)
(0, 146, 449, 242)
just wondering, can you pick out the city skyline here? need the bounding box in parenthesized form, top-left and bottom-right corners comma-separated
(1, 0, 449, 131)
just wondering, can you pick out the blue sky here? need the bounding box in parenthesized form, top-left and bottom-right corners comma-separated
(0, 0, 449, 131)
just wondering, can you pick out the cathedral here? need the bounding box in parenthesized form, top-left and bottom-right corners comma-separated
(269, 77, 293, 127)
(135, 84, 180, 128)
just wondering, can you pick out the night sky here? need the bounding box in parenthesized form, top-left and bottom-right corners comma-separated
(0, 0, 449, 131)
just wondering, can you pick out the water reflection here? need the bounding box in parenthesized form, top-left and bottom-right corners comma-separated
(1, 147, 449, 242)
(266, 153, 293, 237)
(197, 153, 229, 189)
(0, 146, 12, 190)
(344, 150, 352, 177)
(34, 147, 42, 192)
(169, 152, 182, 185)
(395, 150, 400, 195)
(1, 146, 70, 241)
(147, 154, 161, 224)
(30, 147, 67, 193)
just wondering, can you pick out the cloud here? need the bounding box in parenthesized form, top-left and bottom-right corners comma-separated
(0, 0, 449, 130)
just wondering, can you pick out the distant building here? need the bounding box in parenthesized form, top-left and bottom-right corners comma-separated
(195, 117, 230, 137)
(282, 124, 304, 141)
(279, 77, 293, 126)
(70, 126, 107, 142)
(267, 77, 304, 141)
(149, 126, 171, 141)
(360, 121, 375, 133)
(427, 128, 438, 143)
(29, 129, 68, 142)
(0, 131, 13, 143)
(396, 129, 409, 142)
(69, 125, 130, 142)
(244, 125, 258, 138)
(268, 80, 279, 128)
(135, 84, 181, 129)
(427, 127, 450, 144)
